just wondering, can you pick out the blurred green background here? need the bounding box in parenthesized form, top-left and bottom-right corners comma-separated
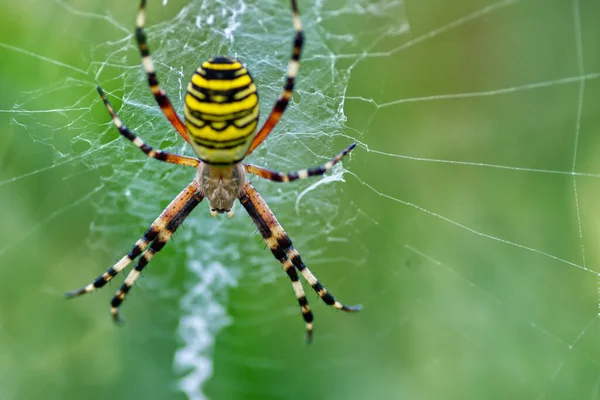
(2, 0, 600, 399)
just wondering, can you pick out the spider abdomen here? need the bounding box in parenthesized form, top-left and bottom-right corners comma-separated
(184, 57, 259, 164)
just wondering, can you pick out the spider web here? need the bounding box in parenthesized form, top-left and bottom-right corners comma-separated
(1, 0, 600, 399)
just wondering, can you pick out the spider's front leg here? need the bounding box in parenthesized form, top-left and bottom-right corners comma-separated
(135, 0, 190, 143)
(245, 0, 304, 156)
(97, 86, 200, 168)
(239, 182, 361, 342)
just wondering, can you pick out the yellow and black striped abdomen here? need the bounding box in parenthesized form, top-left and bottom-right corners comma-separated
(184, 57, 259, 164)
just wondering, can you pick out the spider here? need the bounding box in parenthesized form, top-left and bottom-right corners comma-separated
(67, 0, 361, 342)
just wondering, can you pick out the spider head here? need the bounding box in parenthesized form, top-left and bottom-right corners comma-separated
(184, 56, 259, 165)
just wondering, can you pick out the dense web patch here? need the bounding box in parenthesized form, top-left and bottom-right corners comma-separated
(3, 0, 600, 399)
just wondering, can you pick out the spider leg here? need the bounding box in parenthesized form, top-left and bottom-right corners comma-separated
(239, 182, 360, 341)
(98, 86, 200, 168)
(135, 0, 191, 144)
(67, 181, 203, 315)
(245, 0, 303, 156)
(239, 183, 314, 342)
(244, 143, 356, 182)
(66, 237, 150, 299)
(109, 181, 203, 323)
(287, 247, 361, 312)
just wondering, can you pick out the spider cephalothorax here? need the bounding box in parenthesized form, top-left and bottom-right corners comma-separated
(67, 0, 360, 342)
(197, 162, 246, 216)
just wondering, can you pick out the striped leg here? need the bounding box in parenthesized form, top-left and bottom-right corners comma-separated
(66, 180, 202, 299)
(244, 143, 356, 182)
(287, 247, 361, 312)
(136, 0, 191, 144)
(239, 182, 360, 341)
(66, 237, 150, 299)
(245, 0, 303, 156)
(98, 86, 200, 168)
(239, 183, 314, 342)
(110, 181, 203, 322)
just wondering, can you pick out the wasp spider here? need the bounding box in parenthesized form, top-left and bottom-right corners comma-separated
(67, 0, 361, 342)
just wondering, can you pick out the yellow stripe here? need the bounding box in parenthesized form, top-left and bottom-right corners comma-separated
(184, 103, 257, 124)
(202, 61, 243, 70)
(184, 109, 206, 127)
(185, 106, 258, 129)
(184, 108, 206, 125)
(234, 105, 259, 127)
(234, 68, 248, 76)
(185, 107, 236, 124)
(193, 135, 250, 149)
(187, 121, 256, 142)
(186, 83, 206, 100)
(193, 146, 249, 164)
(191, 73, 251, 90)
(187, 83, 255, 105)
(233, 84, 257, 100)
(185, 93, 257, 115)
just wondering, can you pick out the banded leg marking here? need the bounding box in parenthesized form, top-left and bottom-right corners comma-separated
(110, 229, 172, 322)
(287, 248, 361, 312)
(65, 236, 151, 298)
(136, 0, 191, 143)
(97, 86, 200, 168)
(109, 181, 203, 322)
(240, 182, 360, 340)
(239, 183, 314, 342)
(246, 0, 304, 156)
(66, 180, 202, 306)
(244, 143, 356, 182)
(240, 182, 360, 312)
(284, 259, 314, 342)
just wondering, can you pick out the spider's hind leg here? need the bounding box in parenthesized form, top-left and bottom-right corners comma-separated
(109, 181, 203, 322)
(239, 182, 360, 341)
(66, 180, 204, 322)
(110, 227, 176, 322)
(287, 247, 362, 312)
(65, 236, 151, 298)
